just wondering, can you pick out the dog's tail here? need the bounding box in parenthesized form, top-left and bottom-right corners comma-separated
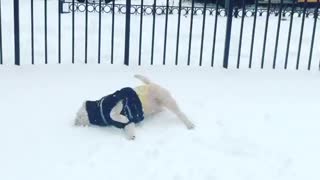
(134, 74, 152, 84)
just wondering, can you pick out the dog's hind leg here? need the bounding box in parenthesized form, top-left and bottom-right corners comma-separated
(162, 98, 195, 129)
(134, 74, 152, 84)
(154, 87, 195, 129)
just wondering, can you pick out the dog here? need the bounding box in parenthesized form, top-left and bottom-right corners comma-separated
(74, 74, 195, 140)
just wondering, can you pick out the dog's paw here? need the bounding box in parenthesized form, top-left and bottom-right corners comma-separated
(127, 135, 136, 140)
(186, 122, 195, 130)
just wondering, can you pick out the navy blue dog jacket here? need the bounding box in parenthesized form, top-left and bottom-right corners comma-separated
(85, 87, 144, 129)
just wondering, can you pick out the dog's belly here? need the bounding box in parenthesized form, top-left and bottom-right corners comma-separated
(142, 100, 163, 117)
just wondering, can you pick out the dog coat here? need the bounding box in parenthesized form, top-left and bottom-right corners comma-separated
(85, 87, 144, 128)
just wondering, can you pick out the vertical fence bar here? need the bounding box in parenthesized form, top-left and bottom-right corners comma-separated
(72, 0, 75, 63)
(14, 0, 20, 65)
(59, 0, 64, 13)
(124, 0, 131, 65)
(237, 0, 245, 69)
(284, 0, 295, 69)
(0, 0, 2, 65)
(223, 0, 233, 69)
(138, 0, 143, 65)
(111, 0, 115, 64)
(249, 0, 258, 68)
(296, 0, 307, 70)
(150, 0, 156, 65)
(85, 0, 88, 64)
(44, 0, 48, 64)
(163, 0, 169, 65)
(273, 0, 283, 69)
(175, 0, 182, 65)
(199, 0, 207, 66)
(31, 0, 34, 64)
(308, 0, 319, 70)
(261, 0, 271, 69)
(58, 0, 61, 64)
(211, 0, 219, 67)
(187, 0, 195, 66)
(98, 0, 102, 64)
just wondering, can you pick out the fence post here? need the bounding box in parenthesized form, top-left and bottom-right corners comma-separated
(59, 0, 64, 14)
(14, 0, 20, 65)
(223, 0, 233, 69)
(124, 0, 131, 65)
(0, 0, 3, 65)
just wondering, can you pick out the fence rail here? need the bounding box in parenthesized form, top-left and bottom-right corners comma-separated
(63, 1, 320, 18)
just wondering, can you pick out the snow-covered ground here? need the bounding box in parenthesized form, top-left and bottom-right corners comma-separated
(0, 65, 320, 180)
(1, 1, 320, 180)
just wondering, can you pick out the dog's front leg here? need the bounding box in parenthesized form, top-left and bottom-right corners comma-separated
(124, 123, 136, 140)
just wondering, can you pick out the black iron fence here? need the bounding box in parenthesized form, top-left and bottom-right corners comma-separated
(63, 1, 320, 18)
(1, 0, 319, 70)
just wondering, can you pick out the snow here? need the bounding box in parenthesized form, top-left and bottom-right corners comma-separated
(1, 0, 320, 179)
(0, 65, 320, 180)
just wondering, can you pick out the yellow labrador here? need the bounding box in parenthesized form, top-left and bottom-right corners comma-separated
(75, 75, 194, 140)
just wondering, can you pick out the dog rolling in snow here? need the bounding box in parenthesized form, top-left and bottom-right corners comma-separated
(74, 75, 195, 140)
